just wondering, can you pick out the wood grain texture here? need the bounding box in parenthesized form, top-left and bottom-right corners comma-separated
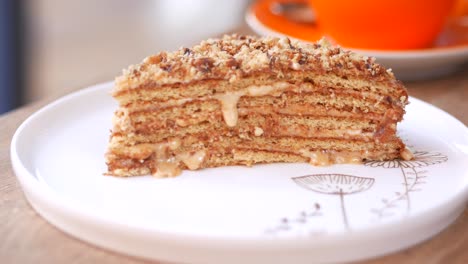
(0, 41, 467, 264)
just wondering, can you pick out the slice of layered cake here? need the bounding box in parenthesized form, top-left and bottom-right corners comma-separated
(106, 35, 412, 177)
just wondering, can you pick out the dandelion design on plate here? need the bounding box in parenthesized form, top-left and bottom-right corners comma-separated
(264, 203, 323, 235)
(365, 151, 448, 219)
(292, 174, 375, 231)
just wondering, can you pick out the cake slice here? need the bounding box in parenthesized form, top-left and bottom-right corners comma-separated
(106, 35, 412, 177)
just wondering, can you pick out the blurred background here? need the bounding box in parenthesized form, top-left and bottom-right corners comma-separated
(0, 0, 251, 114)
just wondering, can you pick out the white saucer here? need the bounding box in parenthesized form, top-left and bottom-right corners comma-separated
(11, 82, 468, 264)
(246, 10, 468, 81)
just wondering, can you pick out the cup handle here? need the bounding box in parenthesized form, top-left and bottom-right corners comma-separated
(252, 0, 323, 41)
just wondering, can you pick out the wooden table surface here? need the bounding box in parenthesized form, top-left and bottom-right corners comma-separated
(1, 60, 467, 263)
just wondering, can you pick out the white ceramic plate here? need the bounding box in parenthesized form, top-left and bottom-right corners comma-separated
(246, 10, 468, 81)
(11, 82, 468, 264)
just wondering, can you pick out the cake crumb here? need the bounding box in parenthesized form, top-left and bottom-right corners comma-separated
(254, 127, 264, 136)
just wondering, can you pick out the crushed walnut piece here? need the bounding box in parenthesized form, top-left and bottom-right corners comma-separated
(114, 34, 396, 93)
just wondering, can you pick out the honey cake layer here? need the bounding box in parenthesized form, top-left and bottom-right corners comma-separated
(107, 146, 402, 177)
(110, 115, 380, 145)
(123, 90, 395, 117)
(115, 75, 407, 109)
(112, 94, 403, 134)
(106, 35, 411, 177)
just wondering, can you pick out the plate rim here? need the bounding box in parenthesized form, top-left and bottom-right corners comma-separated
(9, 82, 468, 263)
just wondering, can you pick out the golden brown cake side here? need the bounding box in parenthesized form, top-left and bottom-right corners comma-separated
(106, 35, 411, 177)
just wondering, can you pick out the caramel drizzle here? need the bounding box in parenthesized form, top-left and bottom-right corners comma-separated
(119, 139, 207, 178)
(300, 149, 366, 166)
(214, 82, 289, 127)
(215, 92, 243, 127)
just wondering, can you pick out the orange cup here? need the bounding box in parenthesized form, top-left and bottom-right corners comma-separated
(309, 0, 457, 50)
(254, 0, 458, 50)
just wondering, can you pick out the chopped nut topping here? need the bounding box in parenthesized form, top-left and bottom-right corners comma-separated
(183, 48, 193, 56)
(194, 58, 215, 73)
(114, 34, 399, 93)
(226, 58, 240, 69)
